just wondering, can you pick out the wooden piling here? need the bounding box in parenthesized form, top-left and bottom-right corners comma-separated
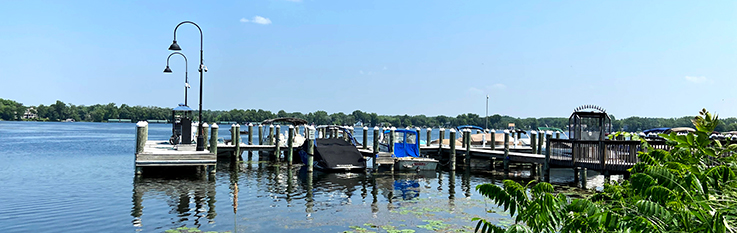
(544, 132, 552, 182)
(426, 128, 432, 147)
(372, 127, 380, 169)
(503, 130, 510, 173)
(464, 130, 471, 167)
(202, 123, 209, 149)
(438, 128, 445, 155)
(135, 121, 148, 155)
(288, 125, 294, 165)
(415, 127, 421, 152)
(234, 124, 241, 160)
(530, 131, 537, 154)
(307, 126, 315, 172)
(258, 124, 263, 145)
(275, 125, 281, 161)
(537, 131, 544, 154)
(268, 125, 275, 145)
(580, 168, 587, 188)
(490, 130, 496, 150)
(362, 126, 368, 150)
(556, 132, 560, 139)
(449, 129, 456, 171)
(209, 123, 218, 155)
(248, 123, 253, 145)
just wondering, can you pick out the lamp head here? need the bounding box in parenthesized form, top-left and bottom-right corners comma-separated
(163, 66, 172, 73)
(168, 40, 181, 51)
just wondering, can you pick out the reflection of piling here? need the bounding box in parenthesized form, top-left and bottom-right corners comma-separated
(448, 171, 456, 212)
(463, 169, 471, 198)
(306, 170, 314, 215)
(449, 129, 456, 170)
(287, 125, 294, 165)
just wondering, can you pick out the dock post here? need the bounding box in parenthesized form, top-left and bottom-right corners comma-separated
(275, 125, 281, 161)
(490, 130, 496, 150)
(258, 124, 264, 145)
(503, 130, 510, 174)
(135, 121, 148, 155)
(449, 129, 456, 171)
(556, 132, 561, 139)
(268, 125, 275, 145)
(580, 168, 587, 188)
(135, 121, 148, 175)
(373, 127, 380, 170)
(248, 123, 253, 145)
(573, 167, 580, 184)
(209, 123, 218, 155)
(530, 131, 537, 154)
(202, 123, 209, 149)
(416, 127, 421, 153)
(350, 126, 355, 142)
(234, 124, 241, 161)
(306, 126, 315, 172)
(537, 131, 544, 154)
(287, 125, 294, 165)
(389, 127, 395, 153)
(362, 126, 369, 150)
(426, 128, 432, 147)
(438, 128, 445, 155)
(544, 132, 552, 182)
(464, 129, 471, 167)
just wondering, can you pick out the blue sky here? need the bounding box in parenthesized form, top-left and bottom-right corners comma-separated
(1, 1, 735, 118)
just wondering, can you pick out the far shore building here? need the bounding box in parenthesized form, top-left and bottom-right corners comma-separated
(22, 107, 37, 119)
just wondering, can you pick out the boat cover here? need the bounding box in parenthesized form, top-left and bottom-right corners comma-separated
(385, 129, 420, 158)
(456, 125, 484, 131)
(643, 127, 670, 134)
(308, 138, 364, 169)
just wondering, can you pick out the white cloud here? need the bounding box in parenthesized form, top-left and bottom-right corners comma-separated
(359, 70, 364, 75)
(685, 76, 710, 84)
(468, 87, 484, 95)
(382, 66, 388, 70)
(240, 16, 272, 25)
(489, 83, 506, 89)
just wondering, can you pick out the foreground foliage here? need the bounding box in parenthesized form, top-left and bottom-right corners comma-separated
(475, 109, 737, 233)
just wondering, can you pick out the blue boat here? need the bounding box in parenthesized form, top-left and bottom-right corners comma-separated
(379, 129, 438, 171)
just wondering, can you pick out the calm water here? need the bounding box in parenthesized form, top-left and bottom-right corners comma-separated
(0, 121, 597, 232)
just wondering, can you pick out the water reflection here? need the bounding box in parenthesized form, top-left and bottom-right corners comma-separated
(131, 177, 216, 229)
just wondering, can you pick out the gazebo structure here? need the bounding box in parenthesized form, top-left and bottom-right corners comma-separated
(170, 103, 194, 145)
(568, 105, 611, 141)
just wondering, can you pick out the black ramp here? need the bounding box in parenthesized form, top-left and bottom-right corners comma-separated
(314, 138, 364, 168)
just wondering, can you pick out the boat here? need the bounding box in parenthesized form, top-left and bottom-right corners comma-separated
(378, 129, 438, 171)
(298, 126, 366, 171)
(261, 117, 308, 147)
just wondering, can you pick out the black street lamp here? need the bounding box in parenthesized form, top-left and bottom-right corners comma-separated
(163, 52, 189, 106)
(169, 21, 207, 151)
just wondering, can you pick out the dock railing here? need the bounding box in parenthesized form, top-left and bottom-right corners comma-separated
(548, 138, 672, 172)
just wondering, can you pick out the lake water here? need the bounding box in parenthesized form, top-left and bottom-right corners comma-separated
(0, 121, 598, 232)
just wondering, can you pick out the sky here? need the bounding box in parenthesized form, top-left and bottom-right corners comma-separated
(1, 1, 735, 119)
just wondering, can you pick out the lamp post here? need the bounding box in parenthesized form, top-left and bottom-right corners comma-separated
(163, 52, 189, 106)
(485, 95, 489, 131)
(169, 21, 207, 151)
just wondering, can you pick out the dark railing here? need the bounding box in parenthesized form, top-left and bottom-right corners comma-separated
(548, 139, 672, 172)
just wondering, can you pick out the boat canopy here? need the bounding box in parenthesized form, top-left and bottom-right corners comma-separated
(643, 127, 670, 134)
(173, 103, 193, 111)
(383, 129, 419, 158)
(456, 125, 484, 131)
(261, 117, 308, 125)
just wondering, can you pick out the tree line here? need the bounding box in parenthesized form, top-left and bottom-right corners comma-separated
(3, 98, 737, 132)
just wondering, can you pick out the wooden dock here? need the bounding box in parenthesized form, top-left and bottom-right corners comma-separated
(134, 122, 216, 176)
